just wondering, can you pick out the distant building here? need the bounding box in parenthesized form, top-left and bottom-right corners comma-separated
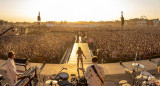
(128, 16, 148, 26)
(0, 20, 8, 25)
(137, 19, 147, 26)
(153, 19, 159, 26)
(128, 18, 139, 26)
(147, 19, 159, 27)
(128, 19, 148, 26)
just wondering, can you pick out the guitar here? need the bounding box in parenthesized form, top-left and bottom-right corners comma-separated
(91, 65, 104, 85)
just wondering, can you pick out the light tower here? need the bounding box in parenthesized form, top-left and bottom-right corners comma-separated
(121, 11, 124, 30)
(37, 12, 41, 30)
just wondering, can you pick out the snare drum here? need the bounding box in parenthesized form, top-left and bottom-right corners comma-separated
(59, 72, 69, 80)
(45, 80, 57, 86)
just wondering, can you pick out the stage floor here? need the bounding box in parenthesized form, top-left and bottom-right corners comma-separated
(0, 59, 159, 86)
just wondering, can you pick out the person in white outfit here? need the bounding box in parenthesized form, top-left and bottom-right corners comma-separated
(85, 56, 105, 86)
(6, 51, 18, 86)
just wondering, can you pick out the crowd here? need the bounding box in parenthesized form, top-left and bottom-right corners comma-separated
(86, 26, 160, 63)
(0, 32, 75, 63)
(1, 25, 160, 63)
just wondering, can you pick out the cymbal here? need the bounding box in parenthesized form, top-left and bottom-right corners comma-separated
(132, 63, 145, 69)
(119, 80, 127, 84)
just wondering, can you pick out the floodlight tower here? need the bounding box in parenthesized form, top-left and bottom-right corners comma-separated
(121, 11, 124, 30)
(37, 12, 41, 30)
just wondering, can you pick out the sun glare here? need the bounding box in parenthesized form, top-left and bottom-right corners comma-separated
(0, 0, 159, 22)
(25, 0, 125, 22)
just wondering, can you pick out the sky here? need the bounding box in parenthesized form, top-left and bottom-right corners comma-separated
(0, 0, 160, 22)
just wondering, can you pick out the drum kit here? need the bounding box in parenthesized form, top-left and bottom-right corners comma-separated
(120, 60, 160, 86)
(45, 67, 88, 86)
(45, 68, 71, 86)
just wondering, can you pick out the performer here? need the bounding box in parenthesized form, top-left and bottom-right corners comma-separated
(6, 51, 18, 86)
(76, 47, 87, 69)
(85, 56, 105, 86)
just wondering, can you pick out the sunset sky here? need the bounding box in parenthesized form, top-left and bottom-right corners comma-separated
(0, 0, 160, 22)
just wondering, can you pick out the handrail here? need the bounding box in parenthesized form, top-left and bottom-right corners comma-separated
(60, 48, 69, 64)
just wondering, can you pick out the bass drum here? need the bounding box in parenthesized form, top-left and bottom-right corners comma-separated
(59, 72, 69, 80)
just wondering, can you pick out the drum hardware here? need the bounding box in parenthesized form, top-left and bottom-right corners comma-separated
(77, 67, 87, 86)
(135, 71, 160, 86)
(79, 76, 87, 85)
(0, 75, 3, 82)
(70, 74, 78, 86)
(120, 61, 135, 75)
(120, 61, 142, 86)
(0, 74, 9, 86)
(0, 75, 4, 86)
(120, 61, 160, 86)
